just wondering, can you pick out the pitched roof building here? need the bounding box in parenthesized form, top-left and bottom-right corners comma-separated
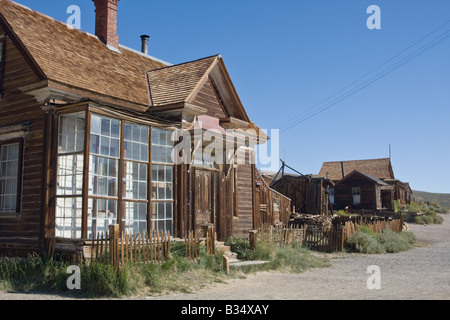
(0, 0, 268, 256)
(318, 158, 394, 181)
(318, 158, 412, 210)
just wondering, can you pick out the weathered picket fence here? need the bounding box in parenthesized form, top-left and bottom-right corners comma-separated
(256, 217, 403, 252)
(82, 224, 217, 269)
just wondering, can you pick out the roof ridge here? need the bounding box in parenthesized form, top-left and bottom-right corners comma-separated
(3, 0, 171, 66)
(146, 54, 221, 73)
(118, 44, 172, 66)
(323, 157, 390, 164)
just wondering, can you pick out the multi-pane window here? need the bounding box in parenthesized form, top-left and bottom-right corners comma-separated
(0, 142, 20, 213)
(122, 123, 149, 234)
(151, 128, 174, 233)
(56, 112, 85, 238)
(55, 110, 174, 239)
(352, 187, 361, 205)
(88, 115, 120, 238)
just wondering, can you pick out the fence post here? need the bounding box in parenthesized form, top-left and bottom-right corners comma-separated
(223, 255, 230, 275)
(109, 224, 120, 270)
(249, 230, 258, 250)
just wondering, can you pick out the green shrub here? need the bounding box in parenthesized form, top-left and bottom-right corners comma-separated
(358, 225, 377, 239)
(346, 230, 385, 254)
(226, 237, 252, 260)
(421, 215, 432, 225)
(434, 215, 444, 224)
(377, 230, 413, 253)
(403, 201, 446, 225)
(225, 237, 273, 261)
(393, 200, 400, 213)
(346, 228, 416, 255)
(336, 210, 351, 217)
(414, 215, 423, 224)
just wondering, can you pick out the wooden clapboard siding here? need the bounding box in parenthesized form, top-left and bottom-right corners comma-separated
(0, 25, 42, 98)
(271, 175, 330, 215)
(190, 77, 227, 119)
(334, 175, 377, 210)
(233, 148, 255, 237)
(0, 24, 46, 256)
(0, 110, 46, 256)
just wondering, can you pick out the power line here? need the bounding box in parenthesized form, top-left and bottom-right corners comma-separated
(277, 19, 450, 132)
(280, 28, 450, 133)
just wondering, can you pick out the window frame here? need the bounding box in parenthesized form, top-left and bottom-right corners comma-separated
(55, 111, 86, 238)
(121, 121, 151, 235)
(0, 138, 24, 214)
(150, 127, 175, 234)
(352, 187, 361, 205)
(55, 106, 175, 239)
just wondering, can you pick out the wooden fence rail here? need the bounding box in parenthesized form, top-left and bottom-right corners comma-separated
(81, 225, 218, 269)
(256, 217, 403, 252)
(84, 228, 172, 269)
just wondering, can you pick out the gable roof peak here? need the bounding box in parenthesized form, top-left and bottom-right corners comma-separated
(0, 0, 171, 107)
(319, 157, 394, 181)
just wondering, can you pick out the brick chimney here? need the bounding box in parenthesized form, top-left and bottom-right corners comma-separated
(92, 0, 120, 49)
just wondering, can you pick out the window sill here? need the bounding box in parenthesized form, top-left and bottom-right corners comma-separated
(0, 211, 22, 218)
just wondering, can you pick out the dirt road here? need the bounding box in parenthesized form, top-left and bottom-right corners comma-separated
(145, 216, 450, 300)
(1, 215, 449, 300)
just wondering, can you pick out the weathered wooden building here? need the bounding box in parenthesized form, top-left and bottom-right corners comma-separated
(254, 170, 291, 226)
(318, 158, 411, 210)
(318, 158, 395, 183)
(333, 171, 394, 211)
(382, 179, 412, 206)
(0, 0, 267, 256)
(270, 174, 334, 216)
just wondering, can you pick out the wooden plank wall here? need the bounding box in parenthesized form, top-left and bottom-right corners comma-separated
(190, 77, 227, 119)
(271, 176, 325, 215)
(1, 30, 41, 98)
(254, 170, 291, 228)
(0, 27, 46, 256)
(335, 176, 377, 210)
(232, 147, 255, 237)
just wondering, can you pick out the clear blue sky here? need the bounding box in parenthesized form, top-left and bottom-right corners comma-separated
(13, 0, 450, 193)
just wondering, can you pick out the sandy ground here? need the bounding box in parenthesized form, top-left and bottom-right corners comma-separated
(1, 215, 449, 300)
(144, 215, 450, 301)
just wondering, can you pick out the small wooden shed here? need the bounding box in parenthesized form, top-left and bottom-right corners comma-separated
(270, 174, 334, 216)
(334, 170, 394, 211)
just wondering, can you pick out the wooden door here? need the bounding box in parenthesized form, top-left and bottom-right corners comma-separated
(193, 168, 214, 228)
(381, 190, 393, 210)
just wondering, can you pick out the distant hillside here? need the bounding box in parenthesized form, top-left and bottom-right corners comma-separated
(412, 190, 450, 208)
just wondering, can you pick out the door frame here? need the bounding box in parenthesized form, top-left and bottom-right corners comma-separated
(190, 166, 219, 231)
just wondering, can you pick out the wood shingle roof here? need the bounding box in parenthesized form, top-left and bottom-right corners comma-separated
(0, 0, 168, 108)
(147, 55, 219, 107)
(318, 158, 395, 181)
(0, 0, 262, 134)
